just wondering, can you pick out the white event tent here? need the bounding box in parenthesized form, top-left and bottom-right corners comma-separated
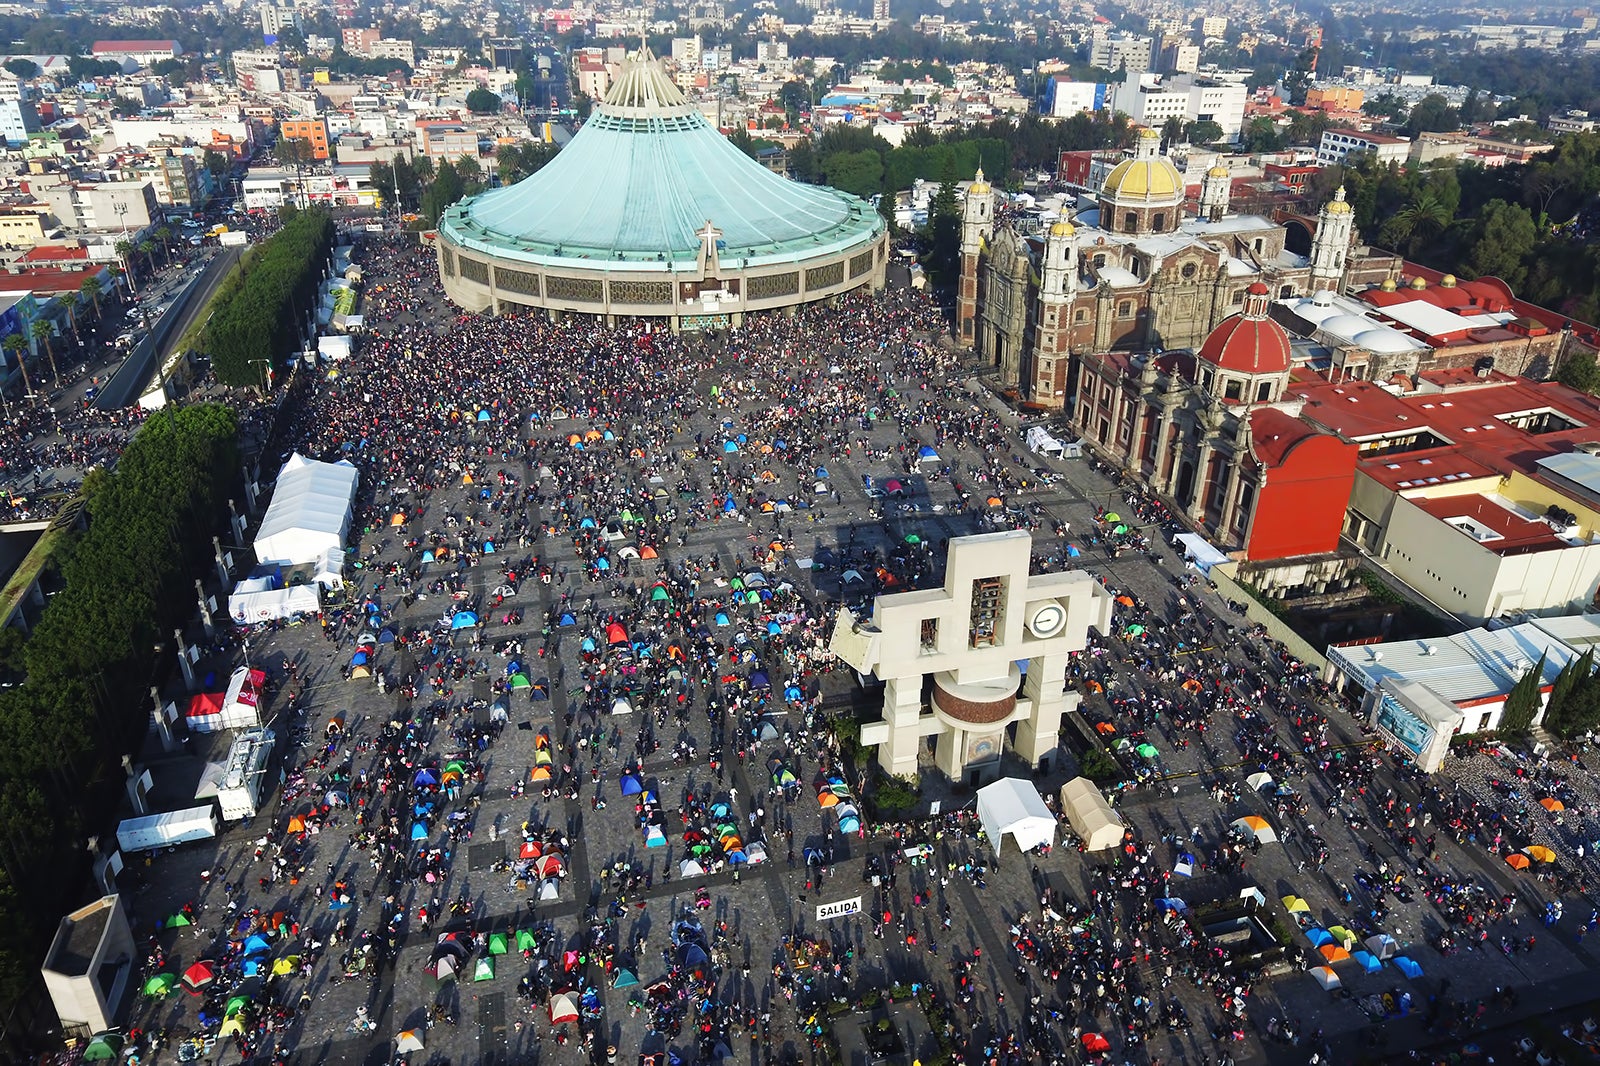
(976, 778, 1058, 855)
(253, 454, 359, 567)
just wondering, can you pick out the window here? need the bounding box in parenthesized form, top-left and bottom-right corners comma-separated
(1225, 380, 1242, 401)
(1231, 289, 1244, 305)
(919, 617, 939, 653)
(1181, 262, 1197, 279)
(1279, 284, 1294, 298)
(970, 577, 1006, 648)
(1201, 369, 1215, 391)
(1075, 309, 1087, 323)
(1118, 300, 1133, 318)
(1256, 381, 1273, 402)
(1124, 212, 1138, 232)
(1092, 254, 1106, 270)
(1153, 212, 1166, 232)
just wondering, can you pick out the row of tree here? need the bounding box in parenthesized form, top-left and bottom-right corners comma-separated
(1501, 648, 1600, 739)
(204, 209, 335, 387)
(0, 404, 239, 1010)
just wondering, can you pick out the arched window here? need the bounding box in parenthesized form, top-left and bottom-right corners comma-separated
(1124, 212, 1138, 233)
(1152, 212, 1166, 232)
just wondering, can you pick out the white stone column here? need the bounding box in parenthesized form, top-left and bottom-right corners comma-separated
(876, 676, 924, 778)
(1015, 653, 1071, 768)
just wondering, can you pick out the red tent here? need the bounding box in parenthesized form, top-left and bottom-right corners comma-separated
(186, 692, 225, 732)
(605, 622, 628, 645)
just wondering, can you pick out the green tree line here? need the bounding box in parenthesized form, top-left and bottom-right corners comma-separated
(0, 405, 239, 1010)
(203, 209, 335, 387)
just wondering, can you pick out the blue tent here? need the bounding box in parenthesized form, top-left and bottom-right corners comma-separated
(815, 466, 828, 478)
(483, 541, 495, 553)
(558, 613, 577, 627)
(411, 822, 428, 840)
(244, 935, 271, 956)
(1157, 898, 1188, 913)
(477, 409, 491, 421)
(736, 434, 747, 444)
(678, 943, 709, 967)
(1067, 544, 1081, 558)
(377, 628, 397, 643)
(415, 768, 439, 787)
(749, 670, 770, 688)
(241, 958, 261, 977)
(727, 849, 747, 864)
(603, 430, 615, 441)
(620, 774, 643, 796)
(767, 622, 782, 635)
(595, 557, 610, 570)
(580, 517, 597, 528)
(451, 612, 478, 630)
(918, 445, 939, 459)
(723, 441, 738, 453)
(774, 439, 787, 450)
(1394, 956, 1423, 979)
(714, 612, 730, 626)
(1306, 928, 1333, 947)
(1352, 950, 1382, 974)
(785, 685, 803, 702)
(506, 660, 523, 676)
(580, 637, 597, 652)
(351, 651, 369, 666)
(723, 498, 737, 512)
(422, 550, 435, 563)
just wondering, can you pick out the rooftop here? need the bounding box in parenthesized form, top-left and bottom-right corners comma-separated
(1413, 493, 1571, 555)
(1326, 621, 1575, 706)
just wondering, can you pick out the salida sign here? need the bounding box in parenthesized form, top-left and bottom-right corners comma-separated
(816, 896, 863, 921)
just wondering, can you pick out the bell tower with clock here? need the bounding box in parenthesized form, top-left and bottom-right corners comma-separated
(829, 531, 1115, 784)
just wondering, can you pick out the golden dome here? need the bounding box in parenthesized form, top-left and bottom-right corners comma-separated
(1137, 127, 1160, 142)
(1049, 219, 1075, 237)
(1410, 275, 1428, 290)
(1441, 273, 1457, 287)
(1207, 165, 1230, 178)
(1102, 156, 1183, 202)
(967, 166, 990, 196)
(1380, 278, 1398, 292)
(1323, 186, 1353, 215)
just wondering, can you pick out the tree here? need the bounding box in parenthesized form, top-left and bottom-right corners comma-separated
(110, 96, 142, 117)
(202, 149, 231, 182)
(3, 58, 39, 80)
(1544, 647, 1592, 736)
(79, 275, 103, 320)
(1241, 116, 1282, 153)
(153, 225, 173, 267)
(28, 320, 58, 387)
(1558, 350, 1600, 394)
(728, 127, 758, 159)
(822, 148, 884, 200)
(1499, 653, 1545, 734)
(925, 171, 962, 288)
(466, 86, 502, 114)
(2, 335, 32, 403)
(1160, 116, 1186, 151)
(1404, 94, 1459, 137)
(368, 160, 397, 211)
(1378, 190, 1453, 256)
(1186, 119, 1224, 146)
(60, 291, 80, 340)
(420, 159, 464, 225)
(1466, 199, 1537, 288)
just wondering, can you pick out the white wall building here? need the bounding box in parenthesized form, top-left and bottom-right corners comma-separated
(1316, 128, 1411, 167)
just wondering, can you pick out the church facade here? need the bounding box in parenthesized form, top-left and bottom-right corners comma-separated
(957, 129, 1399, 409)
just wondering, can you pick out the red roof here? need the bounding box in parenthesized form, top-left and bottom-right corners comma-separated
(17, 245, 88, 263)
(0, 265, 110, 295)
(92, 40, 180, 53)
(1413, 494, 1563, 555)
(1198, 284, 1291, 378)
(1248, 407, 1325, 468)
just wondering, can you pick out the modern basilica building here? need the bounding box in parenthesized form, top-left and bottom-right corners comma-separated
(434, 46, 888, 330)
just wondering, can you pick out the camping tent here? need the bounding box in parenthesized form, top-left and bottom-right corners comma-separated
(549, 993, 579, 1024)
(1024, 425, 1065, 456)
(976, 778, 1057, 855)
(228, 584, 321, 624)
(396, 1030, 425, 1053)
(253, 453, 360, 566)
(1058, 777, 1123, 851)
(313, 547, 346, 588)
(1175, 533, 1228, 575)
(186, 691, 226, 733)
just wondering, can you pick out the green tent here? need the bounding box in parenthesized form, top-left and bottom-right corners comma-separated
(612, 968, 639, 988)
(516, 928, 537, 952)
(1113, 524, 1129, 534)
(730, 578, 745, 591)
(444, 760, 467, 776)
(745, 591, 760, 604)
(1137, 743, 1158, 759)
(904, 534, 921, 545)
(1104, 513, 1121, 522)
(143, 973, 177, 996)
(82, 1034, 123, 1062)
(473, 957, 495, 981)
(488, 932, 508, 955)
(1126, 624, 1146, 636)
(509, 674, 531, 689)
(166, 912, 192, 928)
(650, 586, 671, 602)
(225, 994, 250, 1017)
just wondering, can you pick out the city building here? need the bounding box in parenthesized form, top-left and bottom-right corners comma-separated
(260, 4, 301, 42)
(0, 84, 41, 147)
(279, 117, 330, 160)
(872, 0, 890, 21)
(1305, 86, 1365, 112)
(1089, 36, 1154, 75)
(1547, 110, 1596, 134)
(1044, 79, 1111, 118)
(1110, 73, 1247, 141)
(41, 895, 137, 1039)
(90, 40, 183, 66)
(1316, 128, 1411, 167)
(435, 46, 886, 330)
(339, 27, 380, 55)
(829, 530, 1114, 782)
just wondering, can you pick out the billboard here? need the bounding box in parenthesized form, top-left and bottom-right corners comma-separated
(1375, 691, 1433, 757)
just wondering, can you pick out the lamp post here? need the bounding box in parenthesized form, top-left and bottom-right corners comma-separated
(112, 202, 138, 296)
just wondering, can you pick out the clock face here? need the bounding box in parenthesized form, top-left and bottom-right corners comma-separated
(1027, 602, 1066, 638)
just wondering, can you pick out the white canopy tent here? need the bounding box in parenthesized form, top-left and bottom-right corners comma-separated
(228, 585, 321, 624)
(1058, 777, 1124, 851)
(1175, 533, 1228, 574)
(1025, 425, 1064, 456)
(312, 547, 347, 589)
(253, 454, 359, 567)
(976, 778, 1057, 855)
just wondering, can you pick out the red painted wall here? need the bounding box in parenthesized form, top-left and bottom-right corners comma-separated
(1246, 434, 1358, 560)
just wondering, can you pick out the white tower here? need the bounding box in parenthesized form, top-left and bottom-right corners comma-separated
(1199, 165, 1230, 222)
(1310, 186, 1355, 292)
(957, 167, 994, 344)
(1040, 219, 1078, 301)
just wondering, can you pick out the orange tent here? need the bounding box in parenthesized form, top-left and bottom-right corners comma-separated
(462, 473, 474, 485)
(641, 545, 659, 559)
(1095, 721, 1116, 734)
(1085, 680, 1104, 693)
(1505, 853, 1530, 870)
(1540, 797, 1564, 812)
(287, 816, 307, 834)
(390, 513, 405, 527)
(818, 792, 839, 808)
(530, 766, 553, 782)
(1115, 595, 1135, 607)
(1318, 945, 1350, 962)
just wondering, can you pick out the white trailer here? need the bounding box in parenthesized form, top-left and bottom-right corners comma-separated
(116, 806, 219, 852)
(216, 728, 277, 823)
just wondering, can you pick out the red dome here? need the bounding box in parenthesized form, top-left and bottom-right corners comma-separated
(1198, 310, 1292, 376)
